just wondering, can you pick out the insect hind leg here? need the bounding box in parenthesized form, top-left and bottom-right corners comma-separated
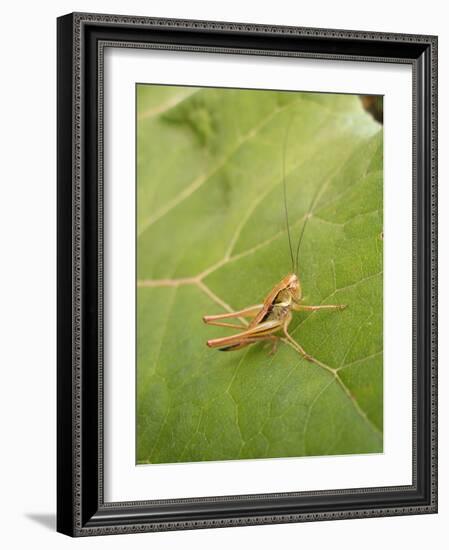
(218, 335, 279, 353)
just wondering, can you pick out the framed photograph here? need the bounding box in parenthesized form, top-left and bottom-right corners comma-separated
(57, 12, 438, 536)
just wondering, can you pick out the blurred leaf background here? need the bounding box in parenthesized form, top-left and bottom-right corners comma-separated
(136, 85, 383, 464)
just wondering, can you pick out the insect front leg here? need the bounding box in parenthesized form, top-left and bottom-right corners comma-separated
(292, 303, 347, 312)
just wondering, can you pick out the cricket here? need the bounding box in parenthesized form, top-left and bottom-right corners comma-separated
(203, 118, 347, 363)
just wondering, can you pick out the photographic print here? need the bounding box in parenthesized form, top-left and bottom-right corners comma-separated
(136, 84, 383, 465)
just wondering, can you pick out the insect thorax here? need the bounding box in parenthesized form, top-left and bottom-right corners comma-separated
(263, 289, 292, 322)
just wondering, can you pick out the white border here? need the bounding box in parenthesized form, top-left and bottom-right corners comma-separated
(104, 47, 413, 502)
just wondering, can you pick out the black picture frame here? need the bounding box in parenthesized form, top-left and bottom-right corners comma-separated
(57, 12, 438, 536)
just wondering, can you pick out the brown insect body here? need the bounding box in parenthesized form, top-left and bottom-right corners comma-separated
(203, 271, 345, 360)
(250, 273, 300, 328)
(203, 121, 346, 362)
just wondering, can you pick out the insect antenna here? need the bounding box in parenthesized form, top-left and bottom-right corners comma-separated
(294, 178, 323, 274)
(282, 116, 295, 272)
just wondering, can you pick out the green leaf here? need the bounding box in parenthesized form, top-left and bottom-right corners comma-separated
(136, 85, 383, 464)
